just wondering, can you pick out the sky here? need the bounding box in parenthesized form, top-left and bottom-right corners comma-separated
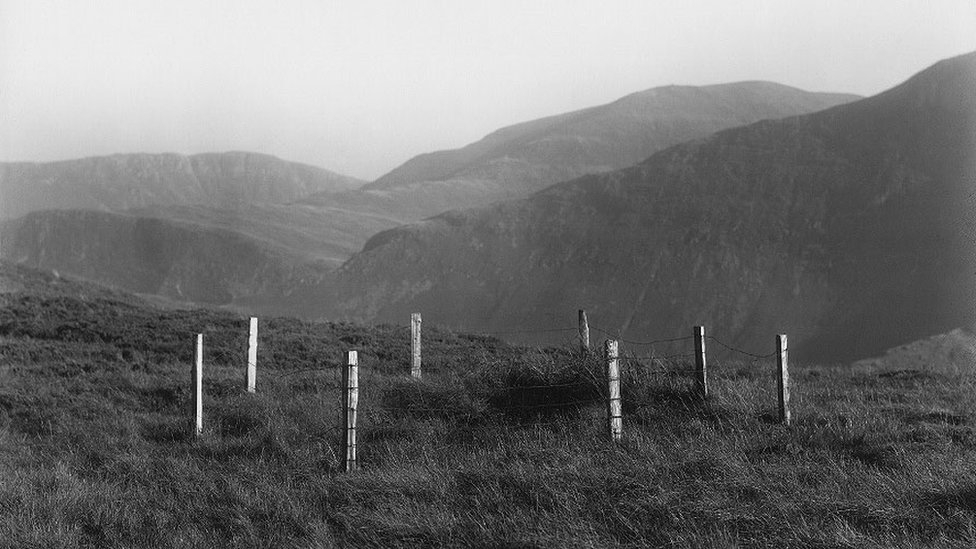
(1, 1, 974, 180)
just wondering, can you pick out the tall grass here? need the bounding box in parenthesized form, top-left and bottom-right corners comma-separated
(1, 291, 975, 547)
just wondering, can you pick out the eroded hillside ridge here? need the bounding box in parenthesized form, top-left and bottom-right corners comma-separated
(0, 151, 365, 219)
(326, 52, 976, 363)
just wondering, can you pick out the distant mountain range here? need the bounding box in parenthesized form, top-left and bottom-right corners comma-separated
(0, 84, 858, 307)
(320, 51, 976, 363)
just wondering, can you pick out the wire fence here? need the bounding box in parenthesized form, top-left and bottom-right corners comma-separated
(2, 302, 793, 469)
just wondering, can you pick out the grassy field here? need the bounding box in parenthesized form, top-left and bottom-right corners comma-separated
(2, 269, 976, 547)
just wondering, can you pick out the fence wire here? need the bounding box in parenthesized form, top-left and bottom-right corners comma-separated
(3, 306, 795, 467)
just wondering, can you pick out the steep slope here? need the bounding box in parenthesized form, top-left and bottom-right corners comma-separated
(0, 151, 364, 219)
(302, 83, 858, 220)
(0, 210, 328, 305)
(324, 52, 976, 363)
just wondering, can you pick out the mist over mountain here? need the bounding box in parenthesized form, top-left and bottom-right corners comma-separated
(302, 83, 859, 220)
(322, 52, 976, 363)
(0, 151, 364, 219)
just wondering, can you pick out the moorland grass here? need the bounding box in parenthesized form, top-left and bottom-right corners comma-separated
(1, 292, 976, 547)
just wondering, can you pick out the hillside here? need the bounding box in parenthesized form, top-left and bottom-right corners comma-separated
(302, 83, 859, 220)
(127, 202, 402, 268)
(0, 151, 364, 220)
(0, 211, 329, 305)
(2, 262, 976, 546)
(322, 52, 976, 363)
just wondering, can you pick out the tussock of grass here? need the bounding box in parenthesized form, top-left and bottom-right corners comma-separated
(2, 291, 976, 546)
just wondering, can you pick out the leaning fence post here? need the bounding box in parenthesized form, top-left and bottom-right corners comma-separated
(246, 317, 258, 393)
(193, 334, 203, 437)
(777, 334, 791, 425)
(605, 339, 623, 442)
(579, 309, 590, 355)
(693, 326, 708, 397)
(342, 350, 359, 472)
(410, 312, 422, 379)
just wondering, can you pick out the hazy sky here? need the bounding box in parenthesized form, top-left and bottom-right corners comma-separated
(1, 1, 974, 180)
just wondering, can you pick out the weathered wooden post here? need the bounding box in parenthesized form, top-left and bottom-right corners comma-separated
(578, 309, 590, 355)
(777, 334, 791, 425)
(694, 326, 708, 398)
(193, 333, 203, 437)
(605, 339, 623, 442)
(410, 312, 422, 379)
(246, 317, 258, 393)
(342, 350, 359, 472)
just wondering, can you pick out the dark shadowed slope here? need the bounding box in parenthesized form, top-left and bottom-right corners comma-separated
(324, 52, 976, 363)
(302, 83, 859, 221)
(0, 151, 364, 219)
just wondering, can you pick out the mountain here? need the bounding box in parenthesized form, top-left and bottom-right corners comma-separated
(0, 210, 326, 305)
(0, 85, 858, 308)
(321, 52, 976, 363)
(0, 151, 364, 219)
(302, 83, 859, 220)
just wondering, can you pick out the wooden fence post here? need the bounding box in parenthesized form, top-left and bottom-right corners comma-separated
(342, 350, 359, 472)
(777, 334, 791, 425)
(411, 313, 422, 379)
(605, 339, 623, 442)
(694, 326, 708, 397)
(246, 317, 258, 393)
(193, 334, 203, 437)
(579, 309, 590, 355)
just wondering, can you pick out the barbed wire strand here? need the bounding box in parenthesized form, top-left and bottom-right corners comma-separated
(706, 335, 777, 359)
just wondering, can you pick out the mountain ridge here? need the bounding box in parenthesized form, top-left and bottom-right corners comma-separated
(368, 81, 860, 192)
(0, 151, 365, 219)
(301, 82, 860, 221)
